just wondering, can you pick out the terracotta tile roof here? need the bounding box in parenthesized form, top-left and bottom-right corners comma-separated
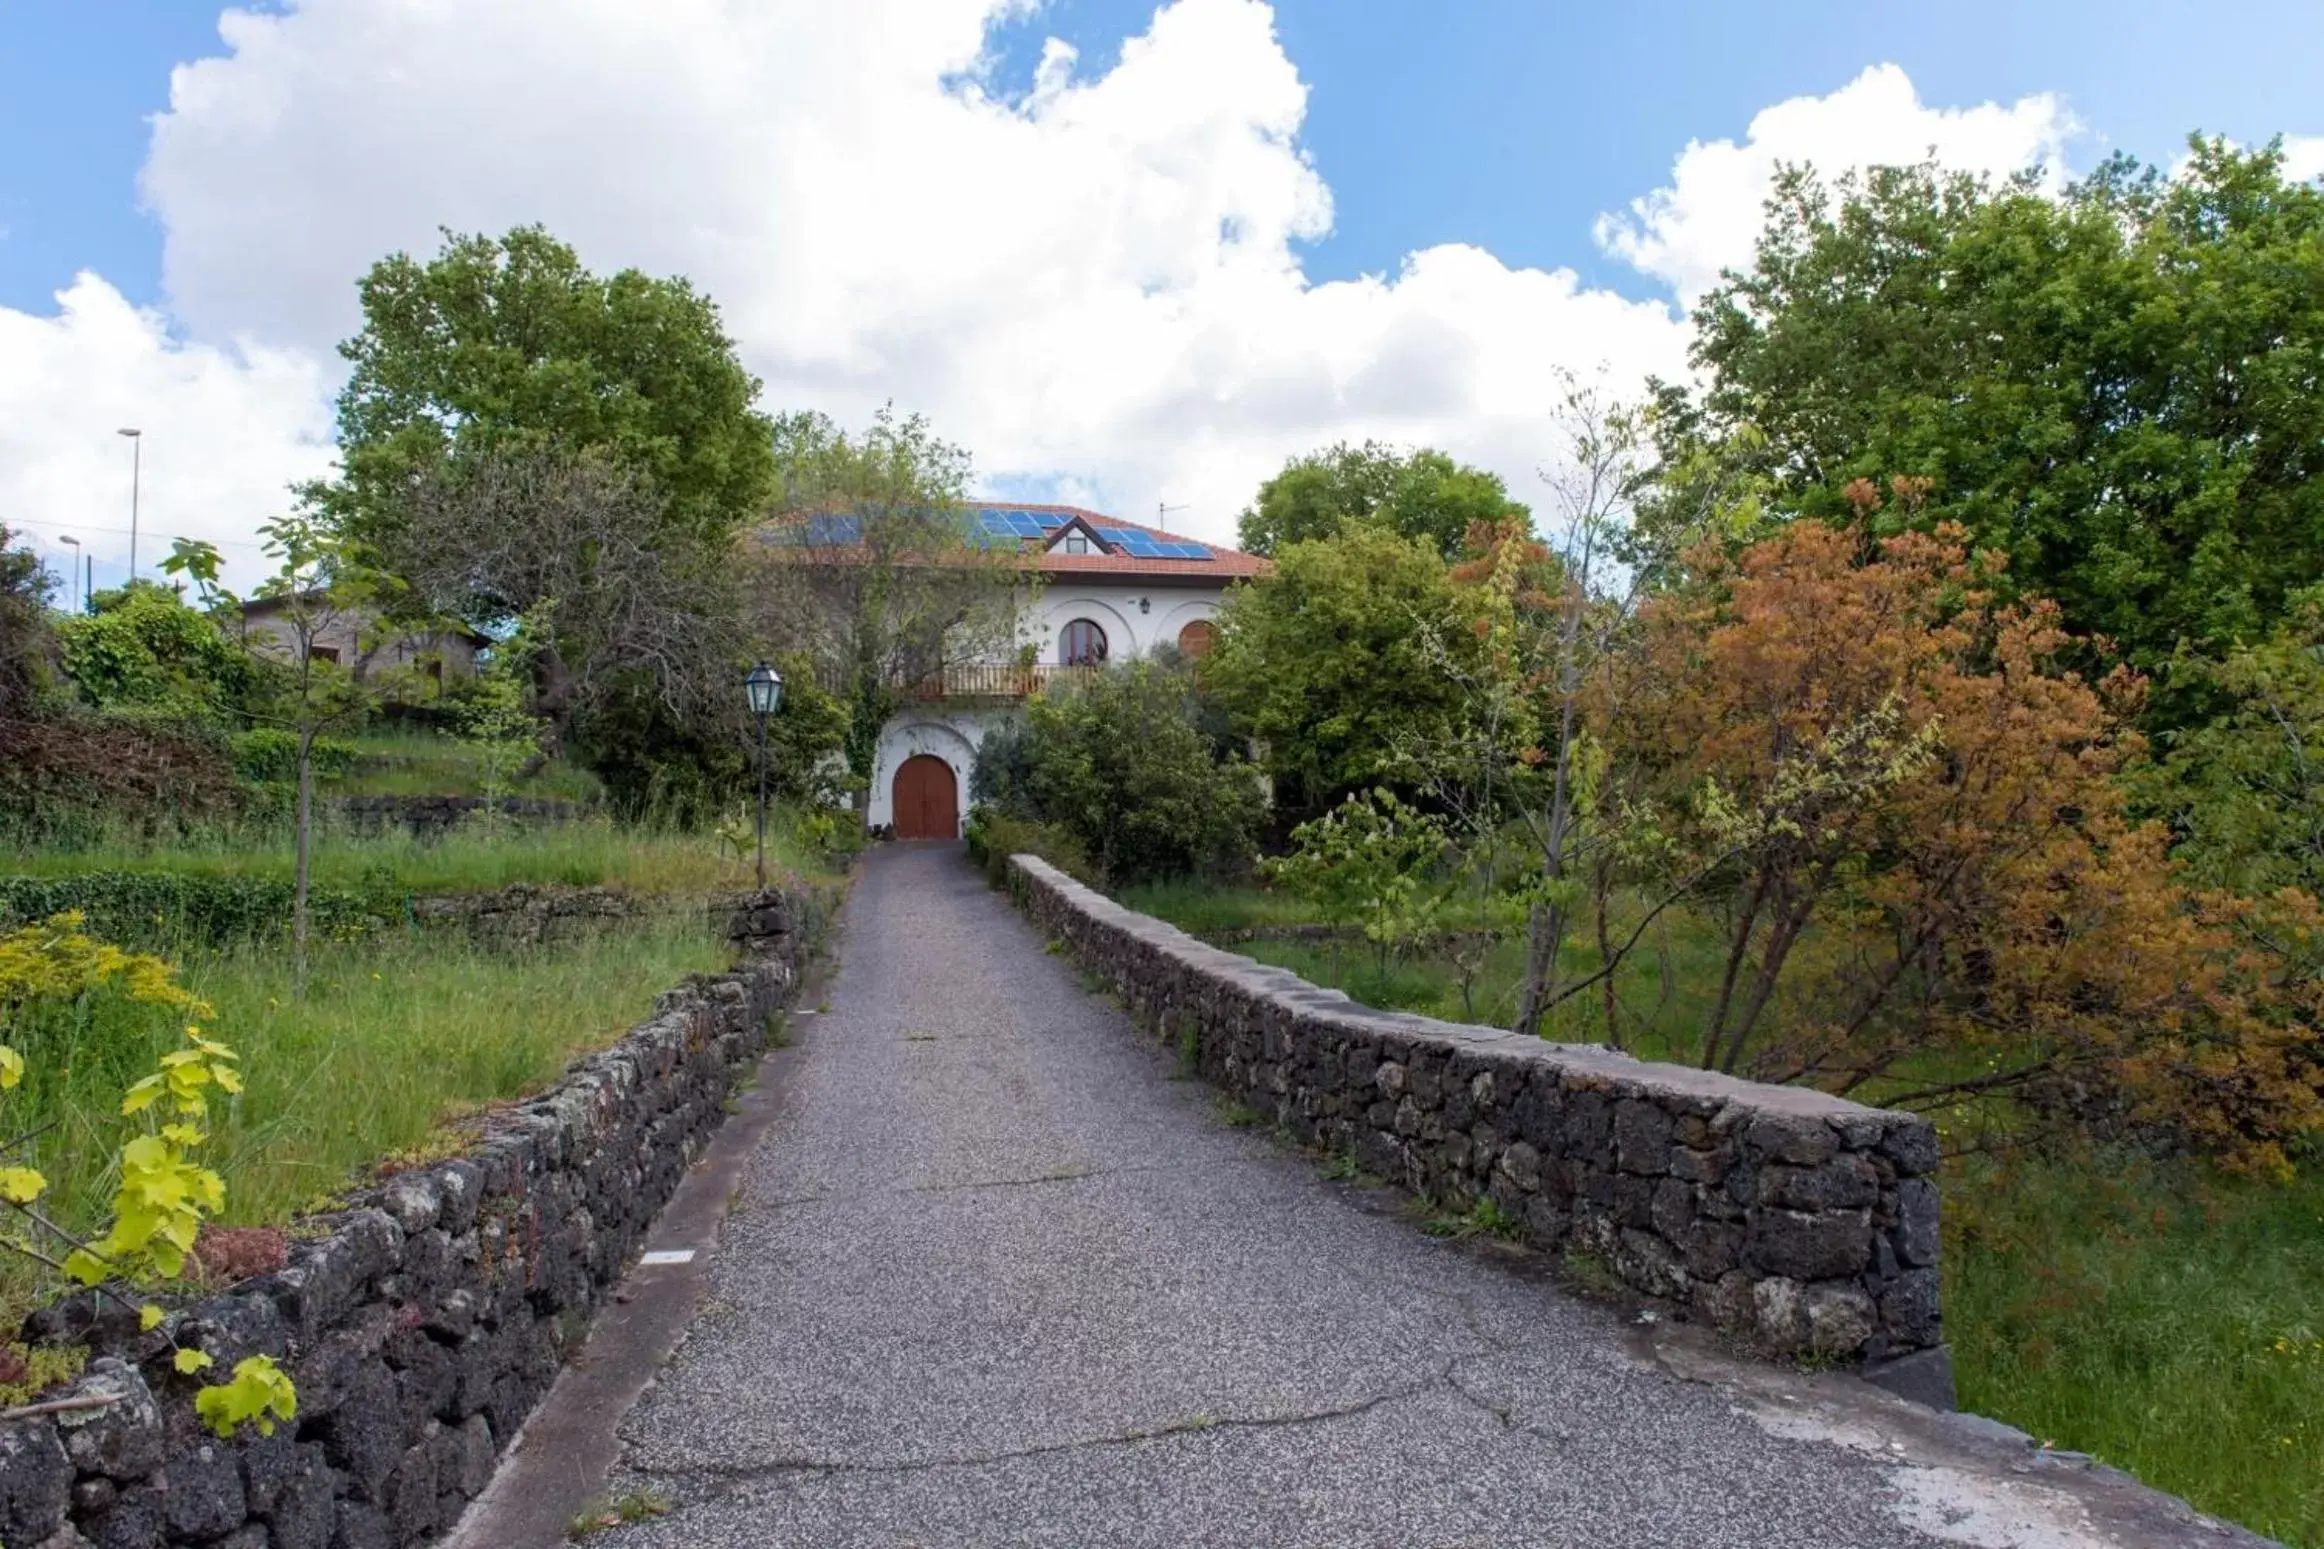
(966, 501, 1272, 580)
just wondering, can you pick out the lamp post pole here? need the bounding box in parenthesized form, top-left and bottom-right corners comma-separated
(117, 428, 143, 580)
(755, 706, 770, 890)
(58, 536, 80, 613)
(743, 663, 784, 892)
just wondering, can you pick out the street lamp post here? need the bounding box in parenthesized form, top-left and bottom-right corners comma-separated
(116, 429, 142, 580)
(57, 536, 80, 613)
(743, 662, 784, 890)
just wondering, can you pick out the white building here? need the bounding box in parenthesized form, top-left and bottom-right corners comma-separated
(862, 502, 1267, 839)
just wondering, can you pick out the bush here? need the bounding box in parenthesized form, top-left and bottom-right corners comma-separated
(982, 661, 1262, 887)
(56, 581, 258, 720)
(966, 716, 1038, 817)
(231, 730, 362, 785)
(964, 808, 1095, 889)
(0, 872, 383, 952)
(790, 803, 868, 865)
(0, 712, 243, 845)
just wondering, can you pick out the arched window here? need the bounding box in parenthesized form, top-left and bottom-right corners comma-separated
(1059, 618, 1108, 666)
(1176, 619, 1218, 658)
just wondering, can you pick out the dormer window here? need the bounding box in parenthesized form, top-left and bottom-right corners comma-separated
(1046, 517, 1108, 557)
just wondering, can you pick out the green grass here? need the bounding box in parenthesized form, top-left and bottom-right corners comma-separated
(4, 821, 794, 899)
(327, 729, 604, 803)
(1947, 1155, 2324, 1547)
(3, 915, 732, 1322)
(1119, 881, 1726, 1057)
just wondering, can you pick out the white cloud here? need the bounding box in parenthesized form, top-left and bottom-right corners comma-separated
(13, 7, 2290, 577)
(2273, 134, 2322, 182)
(0, 275, 335, 594)
(1594, 63, 2079, 309)
(125, 0, 1686, 545)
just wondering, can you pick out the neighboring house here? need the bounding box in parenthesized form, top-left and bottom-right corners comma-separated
(822, 502, 1268, 840)
(236, 594, 485, 683)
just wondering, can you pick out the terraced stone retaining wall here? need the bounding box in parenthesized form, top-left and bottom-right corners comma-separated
(340, 796, 585, 841)
(0, 889, 807, 1549)
(1007, 856, 1949, 1394)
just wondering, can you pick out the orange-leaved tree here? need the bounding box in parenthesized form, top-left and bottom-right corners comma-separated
(1621, 499, 2322, 1171)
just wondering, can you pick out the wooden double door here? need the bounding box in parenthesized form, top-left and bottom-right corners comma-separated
(892, 754, 959, 840)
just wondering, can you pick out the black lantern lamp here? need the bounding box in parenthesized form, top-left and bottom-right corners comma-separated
(744, 662, 783, 888)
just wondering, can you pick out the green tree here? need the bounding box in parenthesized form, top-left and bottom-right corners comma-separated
(0, 524, 56, 719)
(1236, 442, 1529, 559)
(56, 582, 256, 721)
(386, 448, 762, 822)
(1016, 662, 1262, 886)
(1673, 140, 2324, 684)
(166, 519, 395, 990)
(2142, 594, 2324, 898)
(1265, 788, 1449, 981)
(1206, 524, 1479, 824)
(749, 407, 1025, 806)
(0, 913, 298, 1436)
(330, 225, 775, 548)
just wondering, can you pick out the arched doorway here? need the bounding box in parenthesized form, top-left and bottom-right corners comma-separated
(1176, 619, 1218, 658)
(891, 754, 959, 840)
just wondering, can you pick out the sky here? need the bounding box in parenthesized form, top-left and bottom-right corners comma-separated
(2, 0, 2320, 595)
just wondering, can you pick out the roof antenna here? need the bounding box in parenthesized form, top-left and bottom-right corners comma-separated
(1158, 501, 1190, 534)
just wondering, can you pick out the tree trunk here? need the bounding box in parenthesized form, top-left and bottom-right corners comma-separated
(293, 728, 314, 998)
(1512, 574, 1590, 1039)
(1700, 870, 1770, 1068)
(1595, 874, 1622, 1051)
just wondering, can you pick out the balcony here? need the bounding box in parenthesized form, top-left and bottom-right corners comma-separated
(905, 662, 1098, 700)
(816, 662, 1100, 702)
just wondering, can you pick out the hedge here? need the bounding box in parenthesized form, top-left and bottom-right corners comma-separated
(0, 870, 386, 950)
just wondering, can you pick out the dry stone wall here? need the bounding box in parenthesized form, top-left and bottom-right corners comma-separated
(0, 889, 806, 1549)
(1007, 856, 1948, 1389)
(339, 797, 584, 842)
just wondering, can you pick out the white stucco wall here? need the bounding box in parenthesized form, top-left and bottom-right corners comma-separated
(865, 579, 1232, 833)
(1028, 582, 1222, 663)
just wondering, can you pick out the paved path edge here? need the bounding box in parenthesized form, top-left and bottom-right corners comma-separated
(441, 924, 844, 1549)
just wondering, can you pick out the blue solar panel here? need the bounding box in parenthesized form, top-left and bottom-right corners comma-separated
(971, 510, 1048, 540)
(1035, 512, 1069, 528)
(798, 514, 861, 544)
(1165, 542, 1214, 560)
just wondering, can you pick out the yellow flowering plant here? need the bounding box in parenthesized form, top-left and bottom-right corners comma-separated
(0, 912, 295, 1436)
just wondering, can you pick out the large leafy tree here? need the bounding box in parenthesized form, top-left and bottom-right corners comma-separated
(748, 407, 1024, 802)
(1013, 661, 1263, 886)
(1206, 524, 1481, 825)
(1236, 441, 1529, 559)
(330, 225, 775, 547)
(2141, 593, 2324, 898)
(386, 448, 849, 823)
(1613, 516, 2321, 1170)
(0, 525, 53, 719)
(1671, 140, 2324, 686)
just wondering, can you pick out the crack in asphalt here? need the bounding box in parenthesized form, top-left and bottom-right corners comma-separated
(619, 1351, 1626, 1530)
(628, 1365, 1467, 1490)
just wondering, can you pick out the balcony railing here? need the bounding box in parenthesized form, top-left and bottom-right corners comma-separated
(906, 662, 1099, 699)
(815, 662, 1100, 701)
